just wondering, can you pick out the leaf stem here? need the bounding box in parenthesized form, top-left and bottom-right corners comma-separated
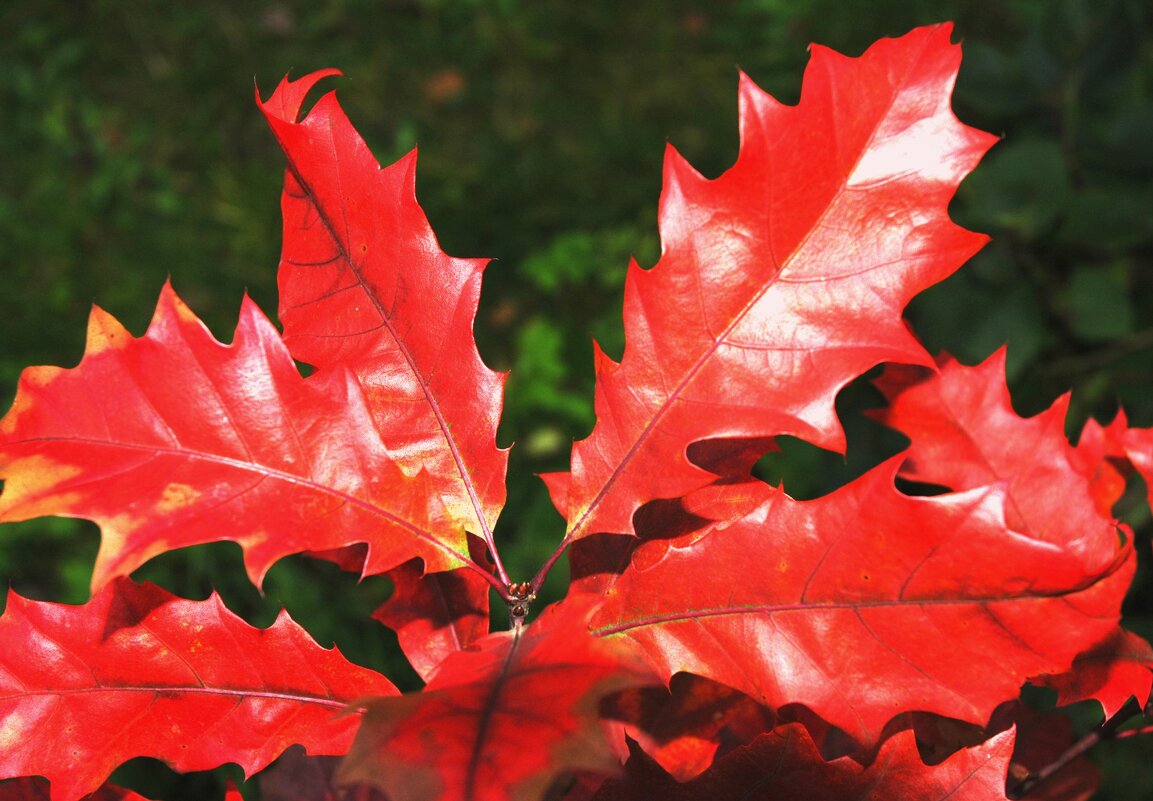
(529, 534, 574, 597)
(1007, 698, 1146, 799)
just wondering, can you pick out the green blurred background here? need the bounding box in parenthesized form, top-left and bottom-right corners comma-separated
(1, 0, 1151, 798)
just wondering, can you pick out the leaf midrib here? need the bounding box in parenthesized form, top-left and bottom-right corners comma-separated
(280, 141, 493, 543)
(590, 592, 1082, 638)
(568, 44, 927, 539)
(9, 434, 465, 566)
(2, 684, 354, 710)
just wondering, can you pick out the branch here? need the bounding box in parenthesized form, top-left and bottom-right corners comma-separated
(1007, 697, 1147, 799)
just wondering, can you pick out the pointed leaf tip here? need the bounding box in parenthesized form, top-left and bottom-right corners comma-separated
(258, 68, 344, 123)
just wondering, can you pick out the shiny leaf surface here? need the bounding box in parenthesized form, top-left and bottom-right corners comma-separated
(0, 284, 472, 591)
(590, 460, 1130, 746)
(259, 71, 508, 552)
(544, 24, 997, 540)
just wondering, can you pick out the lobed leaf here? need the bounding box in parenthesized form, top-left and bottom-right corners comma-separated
(873, 348, 1129, 549)
(1038, 629, 1153, 718)
(544, 24, 997, 540)
(0, 579, 397, 801)
(873, 350, 1153, 718)
(0, 284, 472, 590)
(259, 71, 508, 557)
(590, 724, 1016, 801)
(590, 460, 1130, 746)
(373, 556, 491, 683)
(339, 601, 658, 801)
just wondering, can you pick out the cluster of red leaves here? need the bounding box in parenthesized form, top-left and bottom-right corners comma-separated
(2, 23, 1152, 801)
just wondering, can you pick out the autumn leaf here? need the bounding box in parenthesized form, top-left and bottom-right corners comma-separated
(599, 674, 775, 782)
(0, 777, 152, 801)
(3, 19, 1151, 801)
(872, 351, 1153, 718)
(1083, 410, 1153, 509)
(542, 24, 997, 542)
(339, 601, 658, 801)
(259, 70, 509, 576)
(0, 284, 484, 591)
(590, 459, 1131, 746)
(0, 579, 397, 801)
(590, 724, 1016, 801)
(373, 554, 492, 683)
(1038, 629, 1153, 718)
(259, 747, 388, 801)
(872, 348, 1128, 549)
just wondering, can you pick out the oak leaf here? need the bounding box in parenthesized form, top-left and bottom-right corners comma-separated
(543, 24, 997, 542)
(259, 70, 508, 555)
(590, 460, 1131, 746)
(590, 724, 1016, 801)
(0, 579, 397, 801)
(339, 601, 657, 801)
(0, 285, 473, 589)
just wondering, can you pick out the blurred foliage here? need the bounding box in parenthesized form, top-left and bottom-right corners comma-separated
(1, 0, 1152, 798)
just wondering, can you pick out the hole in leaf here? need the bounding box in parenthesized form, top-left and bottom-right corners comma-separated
(894, 476, 952, 497)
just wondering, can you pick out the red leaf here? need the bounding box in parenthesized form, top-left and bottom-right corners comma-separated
(0, 778, 152, 801)
(0, 284, 474, 591)
(373, 556, 491, 683)
(589, 460, 1130, 747)
(592, 724, 1016, 801)
(338, 601, 658, 801)
(544, 24, 996, 540)
(1111, 419, 1153, 509)
(259, 747, 387, 801)
(873, 348, 1127, 541)
(0, 579, 397, 801)
(1038, 629, 1153, 717)
(258, 71, 508, 564)
(599, 674, 774, 782)
(871, 351, 1153, 717)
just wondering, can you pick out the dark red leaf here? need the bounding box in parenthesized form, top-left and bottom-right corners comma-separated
(373, 556, 491, 683)
(0, 778, 152, 801)
(543, 24, 997, 541)
(1009, 706, 1100, 801)
(259, 747, 387, 801)
(592, 723, 1015, 801)
(339, 601, 657, 801)
(599, 674, 774, 782)
(0, 579, 397, 801)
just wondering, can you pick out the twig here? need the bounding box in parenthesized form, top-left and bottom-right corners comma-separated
(1007, 698, 1146, 799)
